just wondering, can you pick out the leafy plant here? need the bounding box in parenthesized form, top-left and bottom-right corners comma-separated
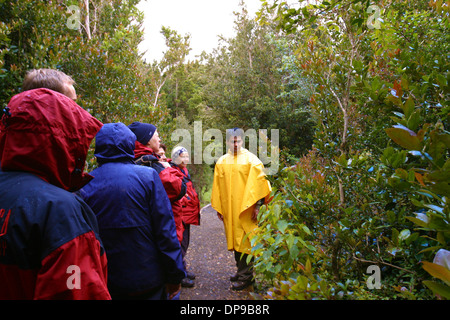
(249, 0, 448, 300)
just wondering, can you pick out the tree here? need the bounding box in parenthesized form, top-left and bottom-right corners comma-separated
(0, 0, 72, 106)
(162, 60, 208, 122)
(147, 26, 191, 108)
(0, 0, 172, 129)
(201, 3, 315, 156)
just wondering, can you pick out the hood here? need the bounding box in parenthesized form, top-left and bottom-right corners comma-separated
(94, 122, 136, 163)
(0, 88, 103, 191)
(133, 140, 157, 159)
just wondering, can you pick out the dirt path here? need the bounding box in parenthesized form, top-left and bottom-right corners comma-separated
(179, 204, 252, 300)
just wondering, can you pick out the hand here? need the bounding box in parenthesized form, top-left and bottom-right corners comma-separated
(160, 161, 170, 168)
(217, 212, 223, 221)
(166, 283, 181, 300)
(252, 206, 259, 222)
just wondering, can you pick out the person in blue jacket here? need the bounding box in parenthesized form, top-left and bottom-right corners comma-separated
(80, 122, 185, 300)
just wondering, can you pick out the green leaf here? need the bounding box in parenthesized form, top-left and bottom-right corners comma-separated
(391, 228, 400, 246)
(419, 246, 444, 254)
(424, 204, 444, 214)
(398, 229, 411, 241)
(304, 258, 312, 275)
(436, 74, 447, 87)
(302, 225, 312, 235)
(402, 96, 415, 119)
(273, 204, 281, 219)
(289, 243, 300, 260)
(423, 280, 450, 299)
(407, 110, 421, 132)
(385, 125, 421, 150)
(277, 220, 289, 233)
(437, 232, 446, 246)
(429, 182, 450, 198)
(406, 215, 429, 228)
(286, 233, 295, 249)
(371, 76, 383, 91)
(388, 247, 402, 256)
(336, 153, 347, 167)
(423, 261, 450, 286)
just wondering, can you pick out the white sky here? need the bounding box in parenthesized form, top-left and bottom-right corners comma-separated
(137, 0, 264, 62)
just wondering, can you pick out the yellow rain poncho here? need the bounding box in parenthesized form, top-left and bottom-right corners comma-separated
(211, 148, 271, 253)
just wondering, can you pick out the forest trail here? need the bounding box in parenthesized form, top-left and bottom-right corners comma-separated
(180, 204, 253, 300)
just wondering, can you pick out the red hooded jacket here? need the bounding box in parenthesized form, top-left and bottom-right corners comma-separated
(175, 166, 200, 226)
(0, 89, 110, 299)
(133, 141, 187, 242)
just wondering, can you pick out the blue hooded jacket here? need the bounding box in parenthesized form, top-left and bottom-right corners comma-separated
(80, 123, 185, 296)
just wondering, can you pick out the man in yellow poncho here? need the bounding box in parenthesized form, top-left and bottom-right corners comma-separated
(211, 128, 271, 290)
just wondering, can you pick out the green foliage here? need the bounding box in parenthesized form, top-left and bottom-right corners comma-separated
(422, 258, 450, 299)
(250, 0, 449, 300)
(0, 0, 172, 129)
(0, 0, 70, 105)
(148, 26, 191, 109)
(162, 60, 207, 122)
(200, 5, 315, 156)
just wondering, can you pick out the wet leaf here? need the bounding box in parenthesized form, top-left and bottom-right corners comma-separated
(385, 125, 421, 150)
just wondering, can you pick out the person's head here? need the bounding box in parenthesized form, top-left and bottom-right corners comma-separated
(22, 68, 77, 100)
(226, 128, 244, 154)
(128, 122, 160, 151)
(0, 88, 102, 191)
(171, 146, 189, 169)
(157, 143, 167, 161)
(94, 123, 136, 165)
(147, 130, 161, 151)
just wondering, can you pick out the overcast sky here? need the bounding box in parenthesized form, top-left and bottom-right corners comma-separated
(137, 0, 264, 62)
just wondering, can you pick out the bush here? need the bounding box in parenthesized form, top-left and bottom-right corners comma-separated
(249, 0, 449, 300)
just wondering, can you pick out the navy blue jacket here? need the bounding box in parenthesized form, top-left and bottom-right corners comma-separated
(80, 123, 185, 296)
(0, 89, 109, 300)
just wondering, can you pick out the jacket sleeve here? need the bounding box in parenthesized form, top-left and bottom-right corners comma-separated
(34, 231, 111, 300)
(159, 167, 187, 202)
(211, 162, 223, 215)
(149, 170, 186, 284)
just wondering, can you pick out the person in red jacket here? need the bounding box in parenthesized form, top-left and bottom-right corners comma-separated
(0, 70, 110, 299)
(171, 146, 200, 286)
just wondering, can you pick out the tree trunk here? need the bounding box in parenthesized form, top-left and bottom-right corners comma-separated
(84, 0, 91, 40)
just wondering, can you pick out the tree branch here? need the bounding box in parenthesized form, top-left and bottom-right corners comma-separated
(352, 254, 416, 274)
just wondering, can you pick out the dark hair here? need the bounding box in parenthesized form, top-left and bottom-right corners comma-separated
(226, 128, 244, 141)
(160, 143, 167, 151)
(22, 69, 75, 95)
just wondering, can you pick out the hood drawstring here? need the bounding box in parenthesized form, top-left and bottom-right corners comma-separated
(2, 106, 11, 128)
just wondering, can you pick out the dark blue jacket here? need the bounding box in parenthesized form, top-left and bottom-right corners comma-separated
(80, 123, 185, 296)
(0, 89, 109, 300)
